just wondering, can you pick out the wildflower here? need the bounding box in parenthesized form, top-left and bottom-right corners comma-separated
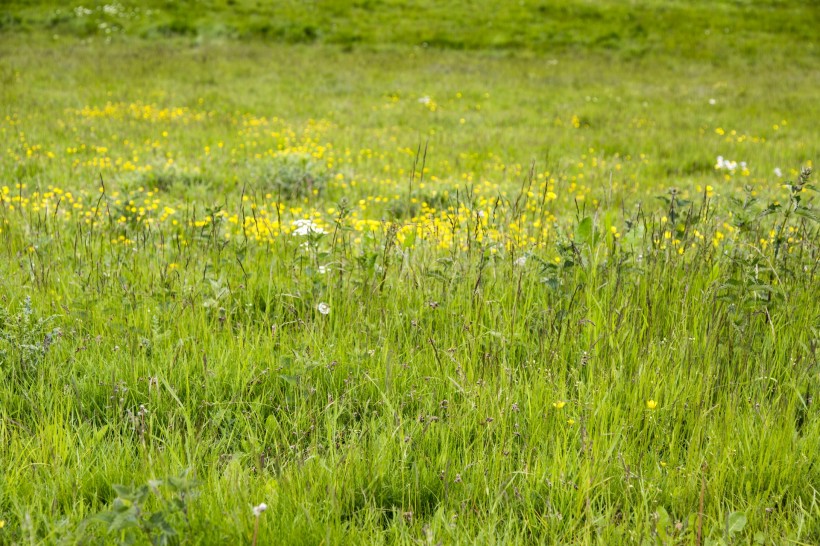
(567, 418, 575, 425)
(292, 219, 325, 236)
(0, 519, 4, 528)
(251, 503, 267, 546)
(317, 302, 330, 315)
(708, 98, 716, 105)
(715, 156, 744, 173)
(774, 167, 783, 178)
(514, 256, 527, 267)
(646, 400, 658, 410)
(553, 401, 566, 409)
(252, 503, 267, 517)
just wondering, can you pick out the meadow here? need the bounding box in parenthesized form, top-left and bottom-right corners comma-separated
(0, 1, 819, 544)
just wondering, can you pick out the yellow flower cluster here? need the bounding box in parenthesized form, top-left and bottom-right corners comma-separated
(0, 101, 794, 257)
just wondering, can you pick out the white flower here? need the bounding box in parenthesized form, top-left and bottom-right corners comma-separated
(292, 219, 326, 236)
(774, 167, 783, 178)
(317, 265, 327, 274)
(252, 503, 268, 517)
(317, 302, 330, 315)
(708, 98, 716, 105)
(715, 156, 741, 172)
(418, 96, 431, 105)
(514, 256, 527, 267)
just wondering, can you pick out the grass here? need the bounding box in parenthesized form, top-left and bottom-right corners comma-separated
(0, 1, 819, 544)
(3, 0, 818, 64)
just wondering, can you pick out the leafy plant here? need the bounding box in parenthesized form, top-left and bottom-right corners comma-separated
(0, 295, 60, 382)
(82, 471, 199, 546)
(254, 154, 330, 200)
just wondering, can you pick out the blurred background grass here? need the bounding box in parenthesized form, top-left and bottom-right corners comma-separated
(3, 0, 817, 66)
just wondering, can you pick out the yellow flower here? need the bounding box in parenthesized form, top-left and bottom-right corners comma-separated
(553, 401, 566, 409)
(646, 400, 658, 410)
(567, 419, 575, 425)
(0, 519, 4, 528)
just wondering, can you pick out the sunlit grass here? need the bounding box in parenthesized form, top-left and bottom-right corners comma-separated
(0, 4, 819, 544)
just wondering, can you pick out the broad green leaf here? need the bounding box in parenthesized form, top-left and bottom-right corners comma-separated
(727, 511, 747, 534)
(575, 217, 593, 245)
(112, 484, 134, 498)
(655, 506, 671, 541)
(794, 207, 819, 222)
(107, 507, 139, 533)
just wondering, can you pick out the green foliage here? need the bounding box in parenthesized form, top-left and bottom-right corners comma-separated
(82, 471, 199, 545)
(3, 0, 818, 65)
(253, 153, 330, 200)
(0, 296, 60, 382)
(0, 2, 818, 544)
